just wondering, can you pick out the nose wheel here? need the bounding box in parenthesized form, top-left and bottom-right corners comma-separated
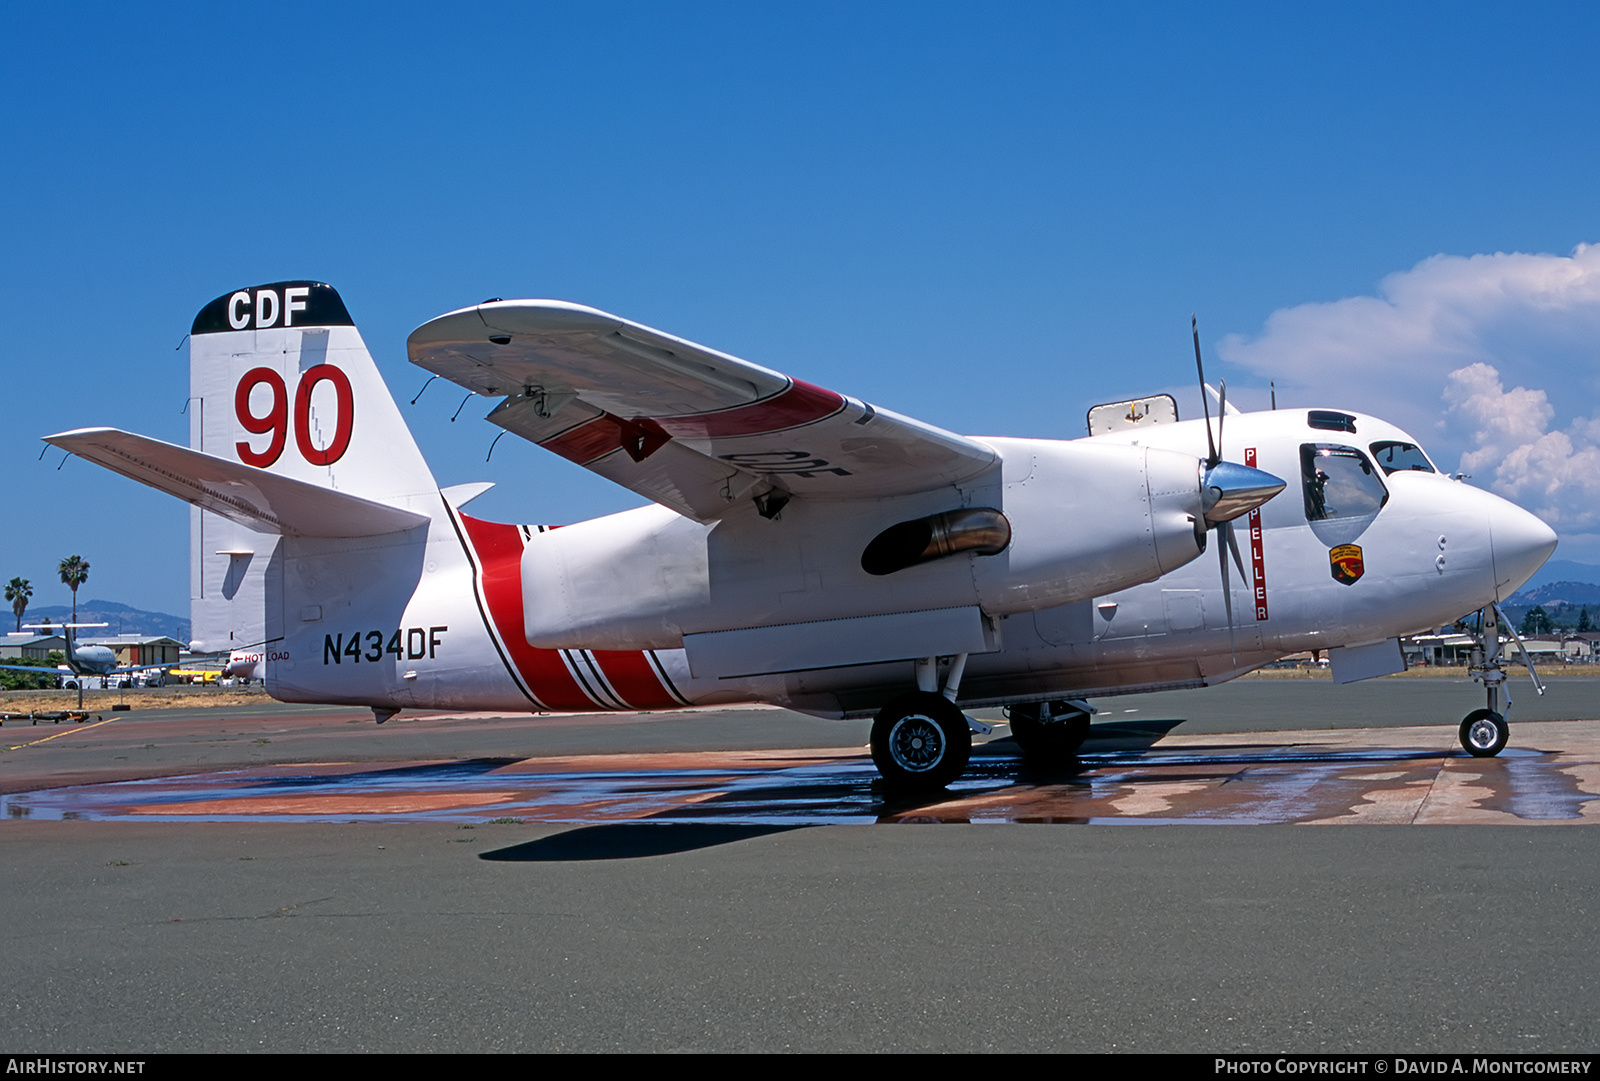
(1459, 708, 1508, 757)
(871, 691, 972, 792)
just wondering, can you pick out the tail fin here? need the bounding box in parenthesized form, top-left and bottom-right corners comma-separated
(188, 281, 435, 501)
(185, 282, 437, 651)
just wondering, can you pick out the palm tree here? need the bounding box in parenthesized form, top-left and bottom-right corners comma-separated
(5, 577, 31, 633)
(57, 555, 89, 624)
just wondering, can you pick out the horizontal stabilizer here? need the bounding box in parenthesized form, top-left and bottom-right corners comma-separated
(45, 428, 428, 538)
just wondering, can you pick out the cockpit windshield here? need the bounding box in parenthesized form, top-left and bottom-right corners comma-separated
(1301, 444, 1389, 521)
(1369, 441, 1436, 475)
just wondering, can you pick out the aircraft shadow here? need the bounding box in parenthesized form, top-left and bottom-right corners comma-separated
(978, 716, 1186, 778)
(479, 822, 808, 861)
(236, 757, 523, 790)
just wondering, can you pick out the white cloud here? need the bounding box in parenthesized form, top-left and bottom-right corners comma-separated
(1216, 244, 1600, 554)
(1442, 361, 1554, 469)
(1442, 362, 1600, 529)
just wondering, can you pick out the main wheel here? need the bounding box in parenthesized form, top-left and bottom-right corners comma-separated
(1009, 701, 1091, 759)
(871, 692, 973, 791)
(1459, 708, 1509, 757)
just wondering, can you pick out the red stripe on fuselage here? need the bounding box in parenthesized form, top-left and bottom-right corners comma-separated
(1245, 446, 1269, 621)
(591, 650, 683, 710)
(455, 513, 685, 711)
(455, 513, 597, 711)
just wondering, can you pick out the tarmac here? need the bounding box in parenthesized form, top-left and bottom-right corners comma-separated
(2, 674, 1597, 1052)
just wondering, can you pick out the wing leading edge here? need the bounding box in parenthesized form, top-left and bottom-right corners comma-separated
(407, 300, 997, 522)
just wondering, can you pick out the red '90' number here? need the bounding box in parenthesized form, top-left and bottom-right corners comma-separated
(235, 365, 354, 467)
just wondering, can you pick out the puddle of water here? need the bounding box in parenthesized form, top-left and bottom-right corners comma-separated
(6, 741, 1591, 826)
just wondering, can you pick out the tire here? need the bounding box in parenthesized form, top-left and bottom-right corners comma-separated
(1459, 708, 1508, 757)
(1009, 701, 1091, 759)
(870, 691, 973, 791)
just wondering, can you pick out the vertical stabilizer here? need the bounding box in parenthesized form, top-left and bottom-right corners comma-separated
(187, 282, 436, 652)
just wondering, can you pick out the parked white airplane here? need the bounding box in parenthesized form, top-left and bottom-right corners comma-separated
(46, 282, 1556, 788)
(1, 623, 172, 689)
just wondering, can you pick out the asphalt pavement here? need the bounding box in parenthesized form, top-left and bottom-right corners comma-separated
(1, 676, 1596, 1053)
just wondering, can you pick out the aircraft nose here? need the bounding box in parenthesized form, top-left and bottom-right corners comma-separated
(1490, 500, 1558, 600)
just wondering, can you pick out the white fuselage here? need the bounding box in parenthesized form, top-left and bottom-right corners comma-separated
(251, 407, 1555, 720)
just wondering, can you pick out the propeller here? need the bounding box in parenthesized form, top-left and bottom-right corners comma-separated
(1191, 317, 1287, 663)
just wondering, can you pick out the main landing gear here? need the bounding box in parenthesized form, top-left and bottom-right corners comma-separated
(871, 691, 972, 791)
(871, 653, 989, 792)
(1007, 699, 1093, 759)
(1459, 603, 1543, 758)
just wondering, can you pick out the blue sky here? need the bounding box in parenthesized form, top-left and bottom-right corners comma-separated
(5, 2, 1599, 616)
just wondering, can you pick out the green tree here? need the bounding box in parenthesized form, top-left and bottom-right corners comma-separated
(1579, 607, 1593, 634)
(4, 577, 30, 633)
(1521, 605, 1553, 636)
(57, 555, 89, 625)
(0, 652, 61, 691)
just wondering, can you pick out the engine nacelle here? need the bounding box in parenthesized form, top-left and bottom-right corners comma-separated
(969, 438, 1205, 615)
(520, 437, 1207, 653)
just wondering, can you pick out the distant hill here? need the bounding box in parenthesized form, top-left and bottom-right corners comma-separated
(1515, 560, 1600, 594)
(1504, 560, 1600, 618)
(15, 599, 189, 643)
(1512, 581, 1600, 607)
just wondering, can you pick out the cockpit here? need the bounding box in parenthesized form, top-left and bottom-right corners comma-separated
(1301, 444, 1389, 521)
(1298, 409, 1442, 522)
(1368, 441, 1436, 475)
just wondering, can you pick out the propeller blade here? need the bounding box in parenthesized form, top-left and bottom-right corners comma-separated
(1218, 520, 1238, 667)
(1193, 315, 1217, 467)
(1225, 515, 1248, 581)
(1217, 379, 1227, 458)
(1218, 527, 1233, 623)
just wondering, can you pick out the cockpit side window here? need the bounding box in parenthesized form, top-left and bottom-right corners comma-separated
(1369, 440, 1436, 475)
(1301, 444, 1389, 521)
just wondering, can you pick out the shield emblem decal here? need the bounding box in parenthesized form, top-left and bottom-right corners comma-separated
(1329, 543, 1365, 585)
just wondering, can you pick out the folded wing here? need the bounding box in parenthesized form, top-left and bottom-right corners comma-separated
(407, 300, 997, 521)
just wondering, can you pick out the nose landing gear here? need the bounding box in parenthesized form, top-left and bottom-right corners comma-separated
(1460, 603, 1544, 757)
(1459, 708, 1509, 757)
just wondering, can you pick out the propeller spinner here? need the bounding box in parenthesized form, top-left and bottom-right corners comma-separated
(1202, 459, 1284, 526)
